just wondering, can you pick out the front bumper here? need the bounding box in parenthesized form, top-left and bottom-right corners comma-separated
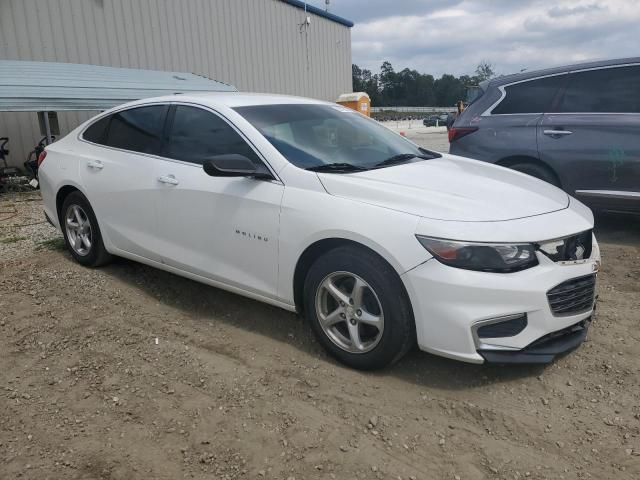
(401, 239, 600, 364)
(478, 319, 590, 364)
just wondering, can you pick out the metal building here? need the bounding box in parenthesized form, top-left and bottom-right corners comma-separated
(0, 0, 353, 167)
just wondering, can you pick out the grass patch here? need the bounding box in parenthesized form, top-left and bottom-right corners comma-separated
(0, 236, 27, 244)
(35, 237, 66, 251)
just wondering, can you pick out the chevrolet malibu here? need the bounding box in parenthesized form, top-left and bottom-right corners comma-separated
(39, 93, 600, 370)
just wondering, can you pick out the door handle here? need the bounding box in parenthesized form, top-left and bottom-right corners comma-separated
(87, 160, 104, 170)
(158, 174, 179, 186)
(543, 129, 573, 137)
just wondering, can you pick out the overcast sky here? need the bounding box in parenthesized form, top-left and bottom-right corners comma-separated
(308, 0, 640, 78)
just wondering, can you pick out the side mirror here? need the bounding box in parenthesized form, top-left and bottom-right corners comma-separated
(202, 154, 258, 177)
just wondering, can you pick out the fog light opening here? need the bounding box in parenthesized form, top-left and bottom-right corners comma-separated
(476, 314, 528, 339)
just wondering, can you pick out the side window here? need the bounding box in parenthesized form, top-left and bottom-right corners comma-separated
(105, 105, 167, 155)
(165, 105, 262, 167)
(492, 74, 566, 114)
(82, 116, 110, 145)
(558, 66, 640, 113)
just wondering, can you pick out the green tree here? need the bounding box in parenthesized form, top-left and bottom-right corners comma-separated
(434, 74, 465, 107)
(379, 61, 397, 106)
(352, 61, 480, 107)
(474, 61, 495, 82)
(352, 64, 381, 105)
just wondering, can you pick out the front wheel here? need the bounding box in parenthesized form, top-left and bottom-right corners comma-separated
(303, 246, 415, 370)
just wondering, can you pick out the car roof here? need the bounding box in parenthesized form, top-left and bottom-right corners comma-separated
(125, 91, 332, 109)
(487, 56, 640, 88)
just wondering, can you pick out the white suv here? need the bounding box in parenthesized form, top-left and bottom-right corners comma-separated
(39, 93, 600, 369)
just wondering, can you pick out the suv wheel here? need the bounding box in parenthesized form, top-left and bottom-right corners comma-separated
(510, 162, 560, 187)
(303, 246, 415, 370)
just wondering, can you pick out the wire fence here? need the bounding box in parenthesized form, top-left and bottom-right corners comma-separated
(370, 106, 457, 113)
(380, 120, 449, 130)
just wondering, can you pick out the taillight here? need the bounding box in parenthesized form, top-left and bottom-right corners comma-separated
(37, 150, 47, 167)
(448, 127, 478, 143)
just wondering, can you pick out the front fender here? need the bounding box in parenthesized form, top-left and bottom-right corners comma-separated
(276, 187, 430, 304)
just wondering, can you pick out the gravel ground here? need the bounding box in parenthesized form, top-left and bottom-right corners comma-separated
(381, 122, 450, 153)
(0, 191, 60, 260)
(1, 186, 639, 479)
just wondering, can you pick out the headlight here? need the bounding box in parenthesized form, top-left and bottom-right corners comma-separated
(416, 236, 538, 273)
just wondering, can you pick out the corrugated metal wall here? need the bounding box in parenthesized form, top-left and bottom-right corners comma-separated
(0, 0, 352, 167)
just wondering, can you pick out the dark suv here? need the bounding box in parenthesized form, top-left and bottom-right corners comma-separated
(449, 57, 640, 214)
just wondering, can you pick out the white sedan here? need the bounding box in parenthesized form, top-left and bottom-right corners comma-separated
(39, 93, 600, 369)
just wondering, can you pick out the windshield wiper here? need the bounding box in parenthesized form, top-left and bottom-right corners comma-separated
(373, 153, 433, 168)
(306, 163, 368, 173)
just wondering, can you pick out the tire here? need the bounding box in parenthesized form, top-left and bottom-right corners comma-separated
(509, 162, 560, 187)
(60, 191, 112, 267)
(303, 245, 415, 370)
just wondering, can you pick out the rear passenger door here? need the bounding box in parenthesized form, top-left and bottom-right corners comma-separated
(538, 65, 640, 211)
(153, 104, 284, 299)
(80, 104, 168, 260)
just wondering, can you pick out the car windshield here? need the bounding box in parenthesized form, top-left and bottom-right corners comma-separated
(234, 104, 440, 171)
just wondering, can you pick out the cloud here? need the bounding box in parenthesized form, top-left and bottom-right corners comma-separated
(322, 0, 464, 23)
(311, 0, 640, 78)
(548, 3, 606, 17)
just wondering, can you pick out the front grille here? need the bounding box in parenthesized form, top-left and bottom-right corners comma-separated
(538, 230, 592, 262)
(547, 274, 596, 316)
(477, 314, 528, 338)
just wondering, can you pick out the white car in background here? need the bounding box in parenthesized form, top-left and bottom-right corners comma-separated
(38, 93, 600, 369)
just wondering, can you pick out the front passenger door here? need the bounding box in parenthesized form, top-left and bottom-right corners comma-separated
(154, 104, 284, 300)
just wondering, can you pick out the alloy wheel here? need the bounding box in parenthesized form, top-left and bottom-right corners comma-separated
(315, 271, 384, 353)
(65, 204, 92, 256)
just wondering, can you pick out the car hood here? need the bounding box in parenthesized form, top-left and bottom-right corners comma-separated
(317, 155, 570, 222)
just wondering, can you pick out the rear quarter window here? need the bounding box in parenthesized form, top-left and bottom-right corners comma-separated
(492, 74, 567, 114)
(82, 116, 110, 144)
(104, 105, 168, 155)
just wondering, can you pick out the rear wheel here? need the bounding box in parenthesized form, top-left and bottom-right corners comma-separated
(509, 162, 560, 187)
(303, 246, 415, 370)
(61, 191, 112, 267)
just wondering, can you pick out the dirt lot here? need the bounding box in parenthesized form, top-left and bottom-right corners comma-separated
(1, 189, 639, 480)
(382, 122, 450, 153)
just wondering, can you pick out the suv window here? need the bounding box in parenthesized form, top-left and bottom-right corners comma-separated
(104, 105, 168, 155)
(82, 116, 110, 144)
(165, 105, 262, 166)
(557, 66, 640, 113)
(492, 74, 566, 114)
